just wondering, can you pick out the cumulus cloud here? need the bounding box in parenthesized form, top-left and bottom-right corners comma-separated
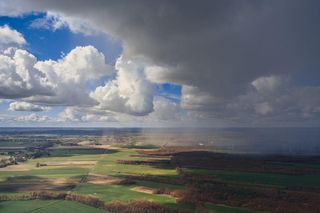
(251, 76, 285, 94)
(57, 107, 80, 122)
(58, 107, 117, 123)
(35, 45, 112, 85)
(0, 25, 26, 50)
(30, 12, 97, 35)
(31, 46, 113, 106)
(9, 101, 50, 111)
(15, 113, 50, 122)
(147, 98, 181, 121)
(0, 48, 54, 99)
(81, 114, 117, 122)
(0, 45, 113, 106)
(91, 56, 154, 116)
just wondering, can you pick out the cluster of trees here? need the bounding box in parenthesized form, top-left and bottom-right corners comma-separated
(0, 157, 17, 168)
(171, 151, 320, 175)
(0, 191, 66, 201)
(66, 193, 105, 208)
(152, 187, 183, 198)
(175, 172, 320, 213)
(35, 162, 47, 167)
(0, 148, 50, 169)
(0, 151, 32, 168)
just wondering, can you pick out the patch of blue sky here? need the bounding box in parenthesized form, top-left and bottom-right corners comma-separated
(292, 70, 320, 87)
(0, 12, 122, 100)
(0, 101, 9, 111)
(0, 101, 29, 117)
(0, 12, 183, 123)
(155, 83, 181, 103)
(69, 29, 122, 65)
(0, 13, 73, 60)
(0, 12, 122, 64)
(48, 106, 64, 115)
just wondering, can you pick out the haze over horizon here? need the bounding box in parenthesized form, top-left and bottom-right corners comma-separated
(1, 0, 320, 127)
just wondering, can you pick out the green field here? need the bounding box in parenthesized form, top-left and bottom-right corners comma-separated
(0, 148, 186, 211)
(0, 147, 276, 212)
(0, 200, 109, 213)
(91, 149, 176, 177)
(74, 183, 176, 204)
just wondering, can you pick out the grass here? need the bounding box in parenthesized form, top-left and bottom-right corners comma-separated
(92, 149, 177, 177)
(73, 182, 192, 211)
(0, 148, 183, 207)
(0, 166, 89, 179)
(0, 200, 109, 213)
(0, 147, 282, 212)
(74, 183, 176, 204)
(2, 145, 320, 212)
(0, 149, 171, 181)
(0, 148, 173, 182)
(0, 148, 265, 212)
(135, 180, 184, 190)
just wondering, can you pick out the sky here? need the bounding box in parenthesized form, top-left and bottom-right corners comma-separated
(0, 0, 320, 127)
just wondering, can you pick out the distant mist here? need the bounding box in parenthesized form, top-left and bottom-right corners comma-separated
(0, 127, 319, 155)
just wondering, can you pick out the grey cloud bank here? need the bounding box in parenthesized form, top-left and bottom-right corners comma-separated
(1, 0, 320, 126)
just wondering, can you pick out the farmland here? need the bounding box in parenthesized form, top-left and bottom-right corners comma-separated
(0, 128, 320, 212)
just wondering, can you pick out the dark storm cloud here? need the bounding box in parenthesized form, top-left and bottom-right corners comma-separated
(3, 0, 320, 124)
(8, 0, 320, 97)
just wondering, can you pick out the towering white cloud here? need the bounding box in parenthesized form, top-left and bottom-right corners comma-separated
(35, 45, 112, 85)
(0, 45, 113, 106)
(57, 107, 81, 122)
(147, 98, 181, 121)
(0, 25, 26, 50)
(0, 48, 54, 99)
(31, 45, 113, 106)
(91, 56, 154, 116)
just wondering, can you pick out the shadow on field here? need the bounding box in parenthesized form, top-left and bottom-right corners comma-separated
(48, 149, 118, 157)
(0, 175, 76, 192)
(115, 149, 320, 212)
